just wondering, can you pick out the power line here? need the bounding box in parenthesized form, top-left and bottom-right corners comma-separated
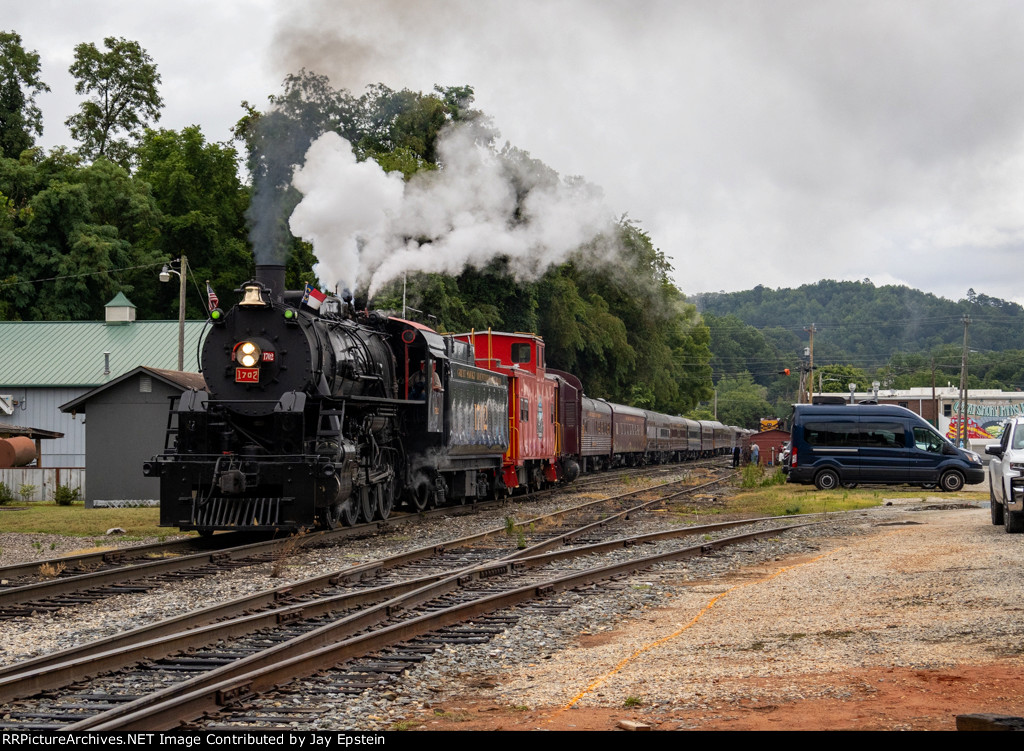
(0, 261, 169, 289)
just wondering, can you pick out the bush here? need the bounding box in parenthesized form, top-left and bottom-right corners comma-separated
(0, 482, 13, 505)
(53, 484, 81, 506)
(740, 464, 787, 488)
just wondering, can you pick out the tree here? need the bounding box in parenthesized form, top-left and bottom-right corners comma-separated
(134, 126, 251, 318)
(0, 31, 49, 158)
(0, 147, 162, 320)
(65, 36, 163, 167)
(815, 363, 871, 394)
(710, 372, 773, 429)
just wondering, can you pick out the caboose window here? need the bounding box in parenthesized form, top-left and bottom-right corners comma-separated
(511, 343, 531, 364)
(520, 398, 529, 422)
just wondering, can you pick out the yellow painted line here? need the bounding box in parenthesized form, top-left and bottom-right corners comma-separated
(541, 526, 909, 723)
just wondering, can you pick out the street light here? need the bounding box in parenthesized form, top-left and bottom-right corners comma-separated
(159, 254, 187, 371)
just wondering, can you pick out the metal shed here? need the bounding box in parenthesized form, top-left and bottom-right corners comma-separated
(60, 367, 206, 507)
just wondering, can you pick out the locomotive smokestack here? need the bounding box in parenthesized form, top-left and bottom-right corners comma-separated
(255, 263, 286, 301)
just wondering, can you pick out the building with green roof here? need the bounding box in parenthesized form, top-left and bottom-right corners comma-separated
(0, 293, 208, 467)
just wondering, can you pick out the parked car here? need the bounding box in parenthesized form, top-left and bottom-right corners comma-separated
(985, 417, 1024, 533)
(787, 404, 984, 491)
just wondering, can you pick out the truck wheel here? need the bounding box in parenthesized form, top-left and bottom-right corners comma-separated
(814, 468, 840, 491)
(990, 481, 1005, 525)
(1006, 510, 1024, 534)
(939, 470, 965, 493)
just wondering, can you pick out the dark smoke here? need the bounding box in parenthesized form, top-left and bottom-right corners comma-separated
(243, 107, 324, 265)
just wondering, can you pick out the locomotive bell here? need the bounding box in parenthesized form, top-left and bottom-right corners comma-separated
(238, 283, 271, 307)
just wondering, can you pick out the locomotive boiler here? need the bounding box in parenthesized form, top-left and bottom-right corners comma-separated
(147, 264, 409, 532)
(147, 264, 509, 534)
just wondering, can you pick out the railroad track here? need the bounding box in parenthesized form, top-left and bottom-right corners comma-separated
(3, 519, 807, 730)
(0, 464, 765, 729)
(0, 461, 724, 620)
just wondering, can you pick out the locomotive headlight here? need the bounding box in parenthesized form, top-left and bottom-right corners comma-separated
(236, 341, 262, 367)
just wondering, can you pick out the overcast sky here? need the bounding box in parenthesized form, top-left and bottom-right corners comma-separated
(7, 0, 1024, 304)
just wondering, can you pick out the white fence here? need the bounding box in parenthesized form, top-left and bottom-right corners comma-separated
(0, 468, 85, 502)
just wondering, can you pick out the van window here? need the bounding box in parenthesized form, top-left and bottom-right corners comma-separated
(804, 421, 858, 447)
(805, 420, 906, 447)
(913, 427, 944, 453)
(860, 422, 905, 448)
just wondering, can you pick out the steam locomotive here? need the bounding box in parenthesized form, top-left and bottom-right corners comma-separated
(146, 265, 743, 534)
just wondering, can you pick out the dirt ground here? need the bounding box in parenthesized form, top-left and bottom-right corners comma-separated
(414, 663, 1024, 731)
(405, 505, 1024, 731)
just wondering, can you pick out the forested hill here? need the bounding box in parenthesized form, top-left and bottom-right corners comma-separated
(692, 280, 1024, 367)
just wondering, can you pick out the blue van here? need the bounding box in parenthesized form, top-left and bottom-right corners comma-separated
(787, 404, 984, 491)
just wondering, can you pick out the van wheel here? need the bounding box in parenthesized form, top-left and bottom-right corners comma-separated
(814, 469, 840, 491)
(1006, 510, 1024, 534)
(939, 470, 965, 493)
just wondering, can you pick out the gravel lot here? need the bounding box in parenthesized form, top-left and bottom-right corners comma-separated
(395, 497, 1024, 731)
(3, 488, 1021, 731)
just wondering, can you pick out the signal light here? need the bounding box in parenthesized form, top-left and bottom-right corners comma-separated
(779, 368, 791, 376)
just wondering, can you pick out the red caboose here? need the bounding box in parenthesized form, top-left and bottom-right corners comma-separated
(455, 330, 559, 492)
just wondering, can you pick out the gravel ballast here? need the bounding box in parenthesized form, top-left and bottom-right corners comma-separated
(3, 492, 1019, 731)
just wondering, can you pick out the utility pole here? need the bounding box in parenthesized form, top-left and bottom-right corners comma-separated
(804, 323, 816, 403)
(957, 315, 970, 447)
(178, 254, 187, 372)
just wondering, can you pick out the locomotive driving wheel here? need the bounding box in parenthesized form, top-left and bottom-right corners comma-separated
(323, 502, 342, 530)
(319, 476, 345, 530)
(359, 485, 379, 523)
(340, 498, 359, 526)
(378, 473, 395, 520)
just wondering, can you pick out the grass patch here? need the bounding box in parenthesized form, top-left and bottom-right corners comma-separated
(389, 720, 420, 731)
(0, 502, 180, 539)
(432, 709, 472, 722)
(623, 696, 644, 707)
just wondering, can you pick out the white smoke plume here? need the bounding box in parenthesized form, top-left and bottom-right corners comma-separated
(288, 122, 619, 298)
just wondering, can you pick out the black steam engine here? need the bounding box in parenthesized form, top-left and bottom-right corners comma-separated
(146, 264, 508, 534)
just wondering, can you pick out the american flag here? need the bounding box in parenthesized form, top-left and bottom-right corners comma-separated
(206, 281, 219, 311)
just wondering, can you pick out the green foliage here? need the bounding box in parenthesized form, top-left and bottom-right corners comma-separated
(0, 148, 162, 320)
(711, 372, 773, 429)
(18, 483, 36, 502)
(0, 481, 13, 505)
(0, 31, 50, 159)
(815, 363, 870, 393)
(697, 279, 1024, 371)
(53, 484, 81, 506)
(66, 36, 163, 167)
(134, 126, 251, 318)
(739, 464, 787, 488)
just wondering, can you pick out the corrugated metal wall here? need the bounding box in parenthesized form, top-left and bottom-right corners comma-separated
(0, 387, 88, 466)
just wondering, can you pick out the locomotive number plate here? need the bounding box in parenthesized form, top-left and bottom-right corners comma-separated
(235, 367, 260, 383)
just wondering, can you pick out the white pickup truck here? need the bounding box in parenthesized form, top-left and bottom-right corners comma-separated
(985, 416, 1024, 533)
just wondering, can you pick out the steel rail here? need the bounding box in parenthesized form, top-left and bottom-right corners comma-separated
(0, 508, 774, 704)
(0, 469, 730, 697)
(0, 463, 711, 614)
(75, 521, 809, 731)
